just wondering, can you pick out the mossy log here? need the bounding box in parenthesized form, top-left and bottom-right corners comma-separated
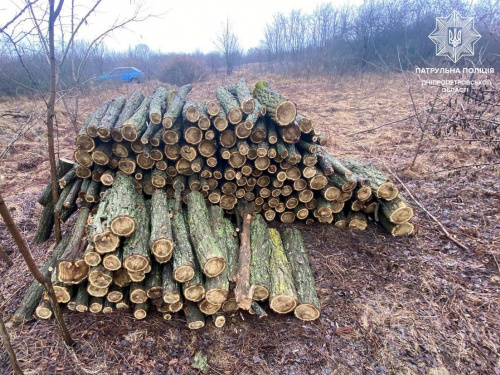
(212, 312, 226, 327)
(253, 81, 296, 125)
(144, 261, 163, 300)
(76, 112, 97, 151)
(33, 199, 55, 244)
(268, 228, 298, 314)
(134, 302, 149, 320)
(130, 282, 148, 304)
(281, 228, 320, 321)
(90, 191, 119, 255)
(35, 299, 52, 319)
(186, 191, 226, 277)
(379, 214, 414, 236)
(150, 189, 174, 262)
(250, 214, 271, 301)
(223, 218, 239, 283)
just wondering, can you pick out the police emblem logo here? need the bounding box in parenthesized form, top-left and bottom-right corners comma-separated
(429, 11, 481, 63)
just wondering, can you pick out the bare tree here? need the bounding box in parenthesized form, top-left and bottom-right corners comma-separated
(213, 18, 241, 75)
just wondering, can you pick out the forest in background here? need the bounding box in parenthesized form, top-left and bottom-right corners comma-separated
(1, 0, 499, 97)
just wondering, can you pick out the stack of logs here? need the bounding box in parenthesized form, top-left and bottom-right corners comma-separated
(33, 78, 414, 247)
(16, 78, 416, 327)
(15, 175, 320, 328)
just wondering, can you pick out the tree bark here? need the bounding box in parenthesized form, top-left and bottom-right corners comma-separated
(281, 228, 320, 321)
(122, 192, 150, 273)
(184, 301, 205, 329)
(162, 84, 192, 128)
(252, 81, 296, 125)
(268, 228, 298, 314)
(186, 191, 226, 277)
(149, 87, 167, 124)
(97, 96, 126, 138)
(121, 97, 150, 142)
(234, 204, 253, 310)
(216, 87, 243, 125)
(149, 189, 174, 262)
(162, 262, 181, 304)
(250, 214, 270, 301)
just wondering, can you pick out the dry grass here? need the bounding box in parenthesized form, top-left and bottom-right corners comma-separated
(0, 71, 499, 375)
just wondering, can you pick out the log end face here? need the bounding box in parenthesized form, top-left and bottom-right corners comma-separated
(203, 258, 226, 278)
(228, 108, 243, 124)
(205, 290, 229, 306)
(151, 239, 174, 261)
(184, 285, 206, 303)
(93, 231, 120, 254)
(124, 255, 150, 273)
(294, 304, 320, 321)
(163, 293, 181, 304)
(275, 101, 297, 125)
(252, 286, 269, 301)
(110, 216, 137, 237)
(174, 266, 195, 283)
(390, 207, 414, 224)
(270, 295, 297, 314)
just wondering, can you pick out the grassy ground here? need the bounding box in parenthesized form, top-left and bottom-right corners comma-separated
(0, 71, 499, 374)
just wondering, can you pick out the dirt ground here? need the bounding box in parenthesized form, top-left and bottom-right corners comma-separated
(0, 70, 499, 375)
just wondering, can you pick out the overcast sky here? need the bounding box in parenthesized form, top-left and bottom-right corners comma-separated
(2, 0, 354, 54)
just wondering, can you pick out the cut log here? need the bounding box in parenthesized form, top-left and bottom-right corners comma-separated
(212, 312, 226, 327)
(184, 301, 205, 329)
(198, 300, 221, 315)
(281, 228, 320, 321)
(86, 100, 111, 137)
(12, 234, 71, 323)
(134, 302, 149, 320)
(123, 192, 151, 273)
(268, 228, 298, 314)
(213, 107, 228, 131)
(379, 214, 414, 236)
(88, 263, 113, 288)
(183, 259, 205, 302)
(76, 112, 97, 151)
(56, 207, 90, 284)
(33, 199, 55, 244)
(216, 87, 242, 125)
(121, 97, 150, 142)
(149, 87, 167, 124)
(145, 261, 163, 300)
(35, 299, 52, 319)
(253, 81, 296, 125)
(204, 206, 229, 305)
(130, 282, 148, 304)
(279, 123, 302, 143)
(162, 262, 181, 303)
(250, 214, 270, 301)
(90, 191, 120, 254)
(150, 189, 174, 262)
(96, 97, 126, 139)
(228, 78, 255, 114)
(205, 100, 220, 117)
(111, 91, 145, 141)
(234, 203, 254, 310)
(107, 172, 138, 236)
(162, 84, 192, 128)
(182, 99, 200, 123)
(378, 194, 414, 224)
(102, 247, 122, 271)
(186, 191, 226, 277)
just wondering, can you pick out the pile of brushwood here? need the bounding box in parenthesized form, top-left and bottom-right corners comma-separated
(14, 79, 415, 328)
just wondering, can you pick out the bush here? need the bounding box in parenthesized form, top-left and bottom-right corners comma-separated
(159, 55, 208, 86)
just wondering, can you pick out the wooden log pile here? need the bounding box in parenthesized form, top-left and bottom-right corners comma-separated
(16, 180, 320, 327)
(18, 78, 416, 327)
(36, 78, 414, 240)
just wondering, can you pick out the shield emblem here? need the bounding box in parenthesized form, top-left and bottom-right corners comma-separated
(448, 27, 462, 47)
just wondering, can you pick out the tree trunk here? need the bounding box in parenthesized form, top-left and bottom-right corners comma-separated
(281, 228, 320, 321)
(186, 191, 226, 277)
(268, 228, 298, 314)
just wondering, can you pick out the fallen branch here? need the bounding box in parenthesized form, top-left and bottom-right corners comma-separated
(381, 163, 470, 252)
(349, 114, 416, 136)
(433, 162, 500, 174)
